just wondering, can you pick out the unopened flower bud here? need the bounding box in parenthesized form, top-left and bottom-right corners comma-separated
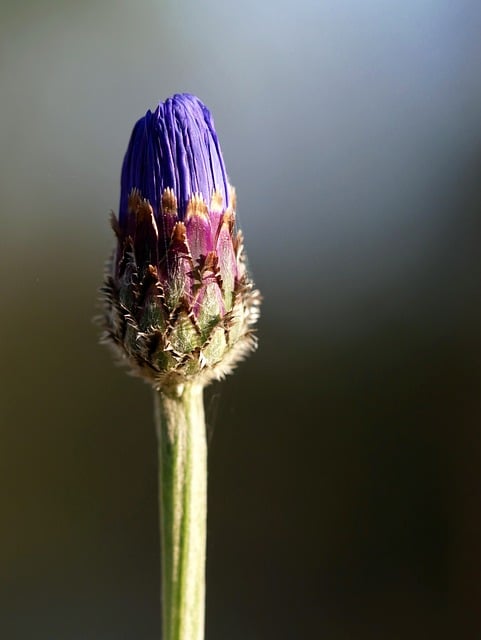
(101, 94, 260, 389)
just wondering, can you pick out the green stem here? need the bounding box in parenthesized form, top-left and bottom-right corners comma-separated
(154, 383, 207, 640)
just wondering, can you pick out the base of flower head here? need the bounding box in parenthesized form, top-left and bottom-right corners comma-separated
(100, 272, 260, 391)
(99, 189, 260, 391)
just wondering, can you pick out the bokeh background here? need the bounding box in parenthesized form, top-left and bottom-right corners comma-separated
(2, 1, 481, 638)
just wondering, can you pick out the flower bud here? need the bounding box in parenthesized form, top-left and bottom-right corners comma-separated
(101, 94, 260, 389)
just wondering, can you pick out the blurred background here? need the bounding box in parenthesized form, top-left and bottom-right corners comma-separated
(1, 1, 481, 638)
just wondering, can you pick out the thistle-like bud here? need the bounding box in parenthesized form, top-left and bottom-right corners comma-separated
(101, 94, 260, 390)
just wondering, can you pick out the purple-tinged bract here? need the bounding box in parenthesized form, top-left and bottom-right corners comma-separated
(101, 93, 260, 389)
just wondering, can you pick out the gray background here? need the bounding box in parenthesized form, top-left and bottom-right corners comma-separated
(1, 1, 481, 638)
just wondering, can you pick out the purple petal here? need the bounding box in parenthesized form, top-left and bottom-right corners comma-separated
(119, 94, 229, 226)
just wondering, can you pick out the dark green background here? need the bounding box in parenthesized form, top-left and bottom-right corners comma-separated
(2, 1, 481, 638)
